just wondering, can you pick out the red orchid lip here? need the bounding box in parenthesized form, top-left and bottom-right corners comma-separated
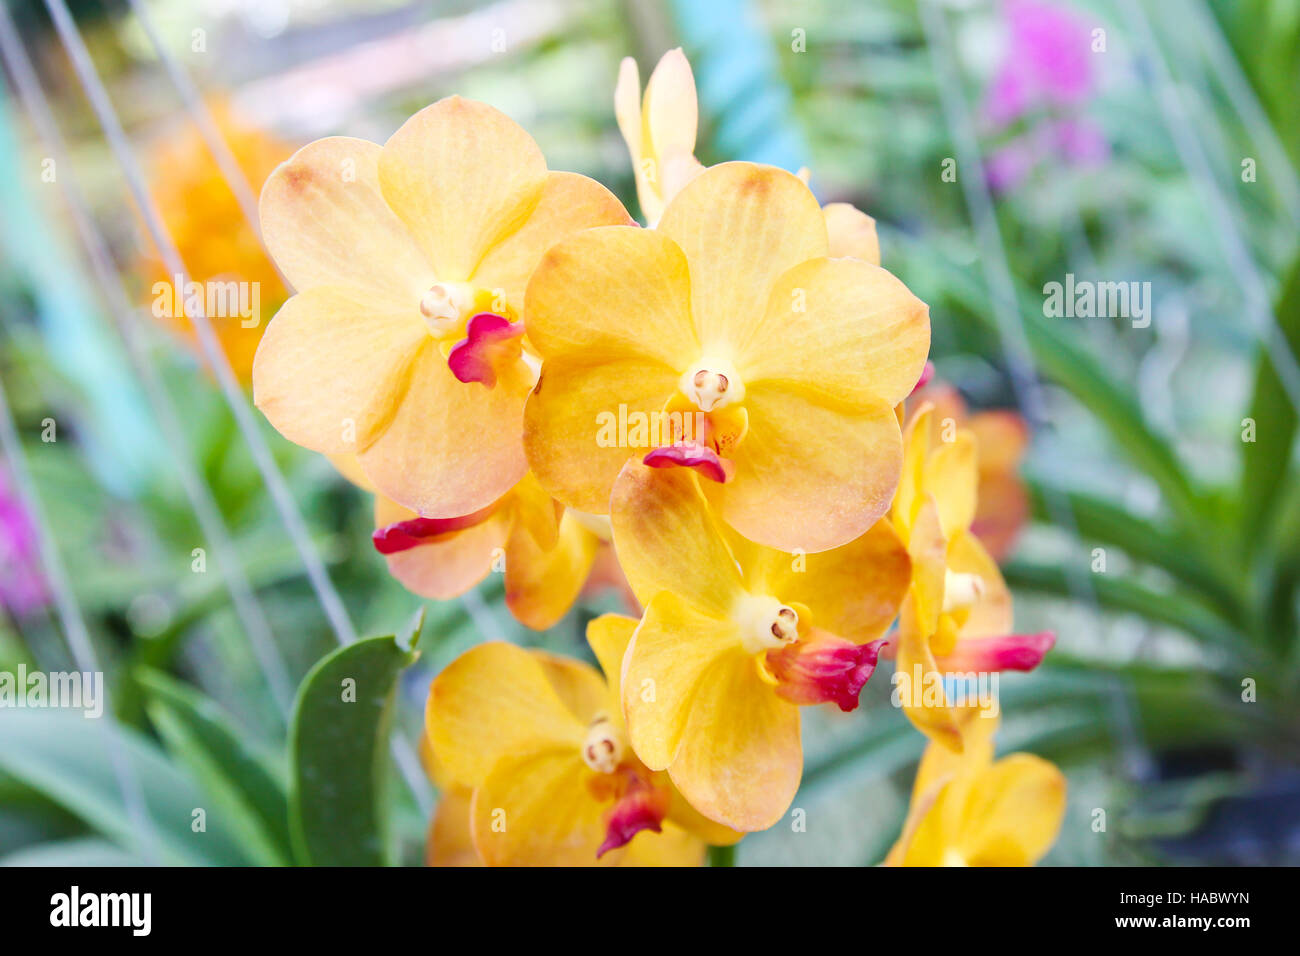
(595, 775, 671, 859)
(767, 635, 888, 712)
(372, 502, 497, 554)
(936, 631, 1055, 672)
(643, 440, 734, 484)
(447, 312, 525, 388)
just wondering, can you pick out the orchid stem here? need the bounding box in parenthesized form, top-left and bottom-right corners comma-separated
(708, 844, 737, 867)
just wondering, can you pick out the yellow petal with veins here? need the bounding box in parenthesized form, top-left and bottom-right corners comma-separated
(326, 453, 375, 493)
(472, 171, 632, 309)
(887, 709, 1000, 866)
(374, 495, 510, 600)
(524, 354, 682, 514)
(378, 96, 547, 280)
(586, 613, 638, 708)
(924, 429, 978, 540)
(960, 754, 1067, 865)
(890, 779, 963, 865)
(711, 386, 902, 553)
(505, 511, 599, 630)
(908, 496, 948, 638)
(426, 641, 586, 787)
(533, 649, 609, 728)
(910, 706, 998, 804)
(524, 225, 698, 369)
(894, 403, 935, 539)
(823, 201, 881, 265)
(666, 789, 745, 848)
(469, 747, 611, 867)
(622, 591, 741, 772)
(259, 136, 432, 301)
(587, 616, 742, 850)
(743, 256, 930, 408)
(729, 518, 910, 643)
(356, 341, 529, 517)
(642, 48, 698, 185)
(427, 786, 482, 867)
(509, 472, 563, 552)
(616, 49, 702, 224)
(897, 588, 963, 752)
(614, 57, 643, 169)
(667, 646, 802, 832)
(619, 822, 708, 866)
(252, 287, 426, 455)
(657, 162, 828, 351)
(609, 462, 744, 617)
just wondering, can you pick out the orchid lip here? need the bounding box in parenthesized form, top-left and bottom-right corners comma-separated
(446, 312, 525, 388)
(936, 631, 1055, 672)
(595, 774, 669, 858)
(766, 634, 886, 712)
(372, 502, 497, 554)
(643, 440, 734, 483)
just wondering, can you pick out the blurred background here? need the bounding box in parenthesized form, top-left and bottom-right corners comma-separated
(1, 0, 1298, 866)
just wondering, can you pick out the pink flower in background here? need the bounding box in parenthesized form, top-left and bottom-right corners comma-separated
(983, 0, 1110, 191)
(0, 466, 49, 617)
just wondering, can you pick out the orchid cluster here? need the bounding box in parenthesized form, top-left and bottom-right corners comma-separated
(252, 50, 1065, 866)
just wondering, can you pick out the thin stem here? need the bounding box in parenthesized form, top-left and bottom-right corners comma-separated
(708, 843, 738, 867)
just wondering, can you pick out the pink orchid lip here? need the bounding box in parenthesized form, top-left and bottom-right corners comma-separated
(446, 312, 524, 388)
(595, 777, 670, 859)
(767, 635, 888, 713)
(936, 631, 1055, 672)
(642, 440, 734, 484)
(909, 360, 936, 396)
(372, 502, 497, 555)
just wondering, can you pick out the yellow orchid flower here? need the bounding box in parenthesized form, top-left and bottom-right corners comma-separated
(252, 96, 632, 518)
(142, 98, 292, 382)
(885, 709, 1066, 866)
(610, 461, 911, 831)
(615, 49, 881, 266)
(372, 473, 621, 631)
(524, 160, 930, 552)
(614, 48, 706, 225)
(425, 616, 739, 865)
(889, 403, 1053, 750)
(912, 382, 1030, 561)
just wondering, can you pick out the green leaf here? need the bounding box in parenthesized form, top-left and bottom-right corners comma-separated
(893, 236, 1205, 528)
(0, 837, 145, 867)
(1240, 252, 1300, 552)
(138, 669, 293, 867)
(288, 634, 419, 866)
(1002, 559, 1250, 653)
(397, 605, 427, 651)
(1019, 312, 1202, 526)
(1024, 477, 1247, 620)
(0, 710, 251, 865)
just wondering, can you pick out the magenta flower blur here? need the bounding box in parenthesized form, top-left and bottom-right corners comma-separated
(983, 0, 1110, 191)
(1, 467, 49, 617)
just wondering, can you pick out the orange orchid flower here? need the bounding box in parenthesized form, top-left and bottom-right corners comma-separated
(611, 462, 911, 830)
(425, 616, 739, 865)
(253, 96, 631, 518)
